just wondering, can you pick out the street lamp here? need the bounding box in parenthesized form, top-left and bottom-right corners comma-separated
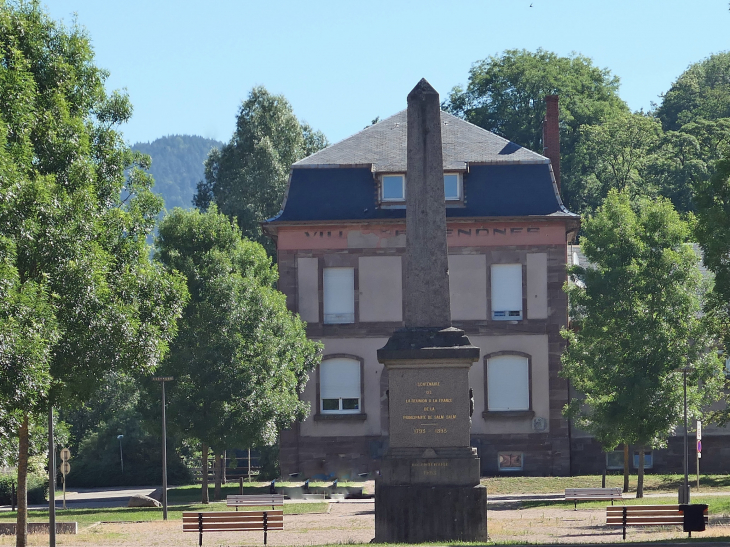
(153, 376, 174, 520)
(117, 435, 124, 475)
(679, 366, 692, 504)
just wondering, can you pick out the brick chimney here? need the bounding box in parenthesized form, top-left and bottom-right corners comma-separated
(543, 95, 560, 195)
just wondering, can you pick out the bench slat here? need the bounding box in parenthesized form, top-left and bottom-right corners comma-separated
(227, 495, 284, 500)
(566, 488, 622, 501)
(607, 505, 680, 512)
(565, 487, 621, 495)
(183, 510, 283, 518)
(183, 523, 284, 532)
(607, 517, 684, 525)
(607, 510, 681, 517)
(183, 516, 284, 525)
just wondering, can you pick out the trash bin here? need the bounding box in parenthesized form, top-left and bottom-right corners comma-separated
(679, 504, 708, 533)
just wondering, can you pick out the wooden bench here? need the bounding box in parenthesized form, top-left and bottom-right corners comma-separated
(606, 505, 708, 539)
(183, 510, 283, 546)
(565, 487, 622, 509)
(226, 494, 284, 511)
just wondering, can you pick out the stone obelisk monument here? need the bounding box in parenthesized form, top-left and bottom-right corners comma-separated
(375, 79, 487, 543)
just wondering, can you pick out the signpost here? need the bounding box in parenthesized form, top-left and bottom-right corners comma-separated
(60, 448, 71, 509)
(696, 420, 702, 489)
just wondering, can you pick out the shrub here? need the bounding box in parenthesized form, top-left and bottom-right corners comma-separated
(0, 470, 48, 504)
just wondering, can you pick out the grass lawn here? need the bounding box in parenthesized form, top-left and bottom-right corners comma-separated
(482, 473, 730, 495)
(0, 502, 327, 527)
(519, 494, 730, 514)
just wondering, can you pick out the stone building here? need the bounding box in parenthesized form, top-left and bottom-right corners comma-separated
(263, 101, 581, 478)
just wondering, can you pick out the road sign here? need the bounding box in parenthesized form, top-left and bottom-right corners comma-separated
(60, 448, 70, 462)
(697, 420, 702, 440)
(60, 461, 70, 475)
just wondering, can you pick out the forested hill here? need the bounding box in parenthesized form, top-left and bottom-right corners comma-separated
(133, 135, 222, 210)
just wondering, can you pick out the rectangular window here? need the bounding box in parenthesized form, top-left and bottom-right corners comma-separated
(491, 264, 523, 320)
(633, 451, 653, 469)
(382, 175, 405, 201)
(498, 452, 523, 471)
(444, 173, 461, 201)
(320, 358, 361, 413)
(606, 451, 624, 470)
(323, 267, 355, 324)
(487, 355, 530, 411)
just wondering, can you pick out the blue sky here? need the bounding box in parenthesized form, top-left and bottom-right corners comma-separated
(46, 0, 730, 146)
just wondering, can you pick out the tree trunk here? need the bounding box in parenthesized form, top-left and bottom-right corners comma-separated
(16, 414, 29, 547)
(201, 443, 209, 504)
(214, 451, 222, 501)
(623, 444, 630, 493)
(636, 447, 645, 499)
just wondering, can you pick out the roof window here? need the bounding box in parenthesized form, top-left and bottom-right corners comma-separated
(382, 175, 405, 201)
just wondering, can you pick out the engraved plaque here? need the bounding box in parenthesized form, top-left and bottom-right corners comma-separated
(388, 366, 471, 448)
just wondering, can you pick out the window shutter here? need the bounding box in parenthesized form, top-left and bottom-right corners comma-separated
(320, 359, 360, 400)
(487, 355, 529, 411)
(491, 264, 522, 319)
(323, 268, 355, 323)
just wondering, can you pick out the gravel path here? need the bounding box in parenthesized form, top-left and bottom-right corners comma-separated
(1, 499, 729, 546)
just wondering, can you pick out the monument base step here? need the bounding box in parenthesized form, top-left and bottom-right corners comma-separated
(374, 483, 487, 543)
(379, 454, 480, 486)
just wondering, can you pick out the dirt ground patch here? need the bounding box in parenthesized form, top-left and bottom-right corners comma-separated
(2, 500, 729, 546)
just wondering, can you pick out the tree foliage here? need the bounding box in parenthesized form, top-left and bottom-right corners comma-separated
(0, 2, 188, 541)
(657, 51, 730, 131)
(562, 190, 723, 495)
(194, 87, 328, 251)
(154, 207, 321, 501)
(444, 48, 629, 212)
(695, 148, 730, 352)
(572, 113, 663, 213)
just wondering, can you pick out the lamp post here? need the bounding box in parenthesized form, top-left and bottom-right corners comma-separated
(117, 435, 124, 475)
(153, 376, 173, 520)
(680, 366, 691, 504)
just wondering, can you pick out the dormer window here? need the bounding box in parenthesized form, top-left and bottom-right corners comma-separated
(444, 173, 461, 201)
(380, 173, 462, 203)
(381, 175, 405, 201)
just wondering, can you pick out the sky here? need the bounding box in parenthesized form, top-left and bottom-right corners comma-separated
(46, 0, 730, 147)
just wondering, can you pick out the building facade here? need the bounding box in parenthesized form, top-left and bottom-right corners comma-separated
(264, 108, 581, 479)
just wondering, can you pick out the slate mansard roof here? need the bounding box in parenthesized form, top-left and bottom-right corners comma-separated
(267, 110, 577, 225)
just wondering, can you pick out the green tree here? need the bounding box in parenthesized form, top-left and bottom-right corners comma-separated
(562, 190, 723, 497)
(444, 48, 629, 212)
(0, 2, 187, 543)
(572, 113, 663, 214)
(656, 52, 730, 131)
(154, 207, 321, 502)
(695, 147, 730, 355)
(194, 87, 328, 252)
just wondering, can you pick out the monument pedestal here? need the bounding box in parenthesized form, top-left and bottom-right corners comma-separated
(375, 484, 487, 543)
(376, 327, 486, 543)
